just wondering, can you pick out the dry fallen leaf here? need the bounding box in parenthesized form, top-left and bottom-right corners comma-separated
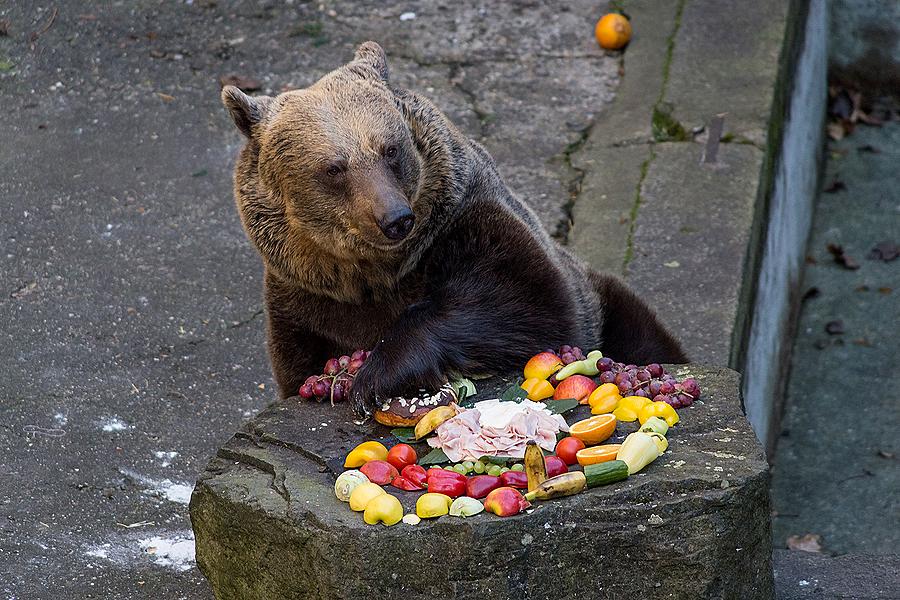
(825, 320, 845, 335)
(868, 241, 898, 262)
(787, 533, 823, 553)
(877, 450, 896, 460)
(823, 179, 846, 193)
(157, 92, 175, 103)
(827, 243, 860, 270)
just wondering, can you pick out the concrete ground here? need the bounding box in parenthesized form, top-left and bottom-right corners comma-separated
(0, 2, 618, 598)
(771, 116, 900, 555)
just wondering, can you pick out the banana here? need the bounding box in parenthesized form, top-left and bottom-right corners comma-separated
(524, 472, 587, 502)
(524, 441, 548, 491)
(414, 405, 458, 440)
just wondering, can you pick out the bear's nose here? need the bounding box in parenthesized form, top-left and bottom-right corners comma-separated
(379, 208, 415, 241)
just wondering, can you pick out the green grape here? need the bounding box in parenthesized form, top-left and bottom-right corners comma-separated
(462, 461, 474, 472)
(487, 465, 503, 477)
(444, 465, 456, 471)
(473, 461, 486, 474)
(453, 464, 469, 475)
(500, 467, 510, 474)
(511, 463, 525, 472)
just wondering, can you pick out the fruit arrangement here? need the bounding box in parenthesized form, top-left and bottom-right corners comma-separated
(332, 347, 699, 526)
(298, 350, 370, 405)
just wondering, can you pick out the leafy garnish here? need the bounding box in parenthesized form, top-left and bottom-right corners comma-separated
(499, 383, 527, 403)
(419, 447, 449, 465)
(390, 428, 417, 443)
(544, 398, 579, 415)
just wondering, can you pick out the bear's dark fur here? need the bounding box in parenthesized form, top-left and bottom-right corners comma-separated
(222, 42, 686, 414)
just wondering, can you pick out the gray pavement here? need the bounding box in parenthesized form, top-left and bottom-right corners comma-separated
(771, 117, 900, 554)
(0, 2, 618, 598)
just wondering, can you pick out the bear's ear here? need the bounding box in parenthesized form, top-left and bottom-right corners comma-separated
(221, 85, 273, 138)
(353, 41, 389, 82)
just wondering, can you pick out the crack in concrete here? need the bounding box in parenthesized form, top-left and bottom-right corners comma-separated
(557, 121, 596, 242)
(623, 0, 688, 273)
(228, 307, 263, 329)
(447, 62, 491, 140)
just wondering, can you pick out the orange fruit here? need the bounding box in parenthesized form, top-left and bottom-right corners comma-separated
(569, 414, 617, 445)
(595, 13, 632, 50)
(576, 444, 622, 466)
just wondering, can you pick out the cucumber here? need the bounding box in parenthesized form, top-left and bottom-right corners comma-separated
(584, 460, 629, 487)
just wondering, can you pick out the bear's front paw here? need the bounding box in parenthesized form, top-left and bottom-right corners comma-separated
(349, 360, 384, 417)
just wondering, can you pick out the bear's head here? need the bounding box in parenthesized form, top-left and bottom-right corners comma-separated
(223, 42, 431, 272)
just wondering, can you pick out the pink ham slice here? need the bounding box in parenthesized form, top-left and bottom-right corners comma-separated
(428, 400, 569, 462)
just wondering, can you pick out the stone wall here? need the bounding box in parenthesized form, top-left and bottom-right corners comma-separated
(739, 0, 828, 451)
(829, 0, 900, 95)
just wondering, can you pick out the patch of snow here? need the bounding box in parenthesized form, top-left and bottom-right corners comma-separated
(139, 534, 195, 571)
(153, 451, 178, 467)
(119, 468, 193, 504)
(99, 416, 129, 432)
(399, 11, 416, 21)
(799, 580, 810, 587)
(86, 544, 111, 559)
(54, 412, 68, 425)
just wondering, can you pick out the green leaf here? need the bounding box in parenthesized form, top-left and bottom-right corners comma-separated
(418, 447, 449, 465)
(390, 428, 417, 443)
(544, 398, 579, 415)
(499, 383, 527, 403)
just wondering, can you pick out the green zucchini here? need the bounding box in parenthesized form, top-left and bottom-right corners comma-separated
(584, 460, 629, 487)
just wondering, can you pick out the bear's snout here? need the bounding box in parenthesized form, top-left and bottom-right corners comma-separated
(378, 206, 415, 241)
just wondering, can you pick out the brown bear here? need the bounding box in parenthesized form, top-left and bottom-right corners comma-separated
(222, 41, 686, 414)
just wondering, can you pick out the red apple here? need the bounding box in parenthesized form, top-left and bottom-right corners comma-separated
(523, 352, 563, 380)
(553, 374, 597, 403)
(483, 487, 531, 517)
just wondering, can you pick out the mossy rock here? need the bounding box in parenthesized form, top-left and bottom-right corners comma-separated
(190, 365, 772, 599)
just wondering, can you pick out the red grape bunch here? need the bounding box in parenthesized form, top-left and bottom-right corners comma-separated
(595, 358, 701, 408)
(298, 349, 370, 406)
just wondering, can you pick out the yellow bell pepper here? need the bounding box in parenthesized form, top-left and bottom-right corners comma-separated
(588, 383, 621, 415)
(416, 493, 453, 518)
(612, 395, 650, 422)
(344, 441, 388, 468)
(637, 401, 680, 427)
(363, 493, 403, 526)
(520, 377, 555, 401)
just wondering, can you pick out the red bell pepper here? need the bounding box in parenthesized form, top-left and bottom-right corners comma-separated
(499, 470, 529, 489)
(426, 469, 467, 498)
(401, 464, 427, 488)
(545, 456, 568, 478)
(391, 475, 424, 491)
(466, 474, 502, 499)
(426, 468, 466, 483)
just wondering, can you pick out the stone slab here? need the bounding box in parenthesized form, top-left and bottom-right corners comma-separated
(666, 0, 790, 146)
(626, 142, 762, 366)
(773, 550, 900, 599)
(190, 365, 772, 599)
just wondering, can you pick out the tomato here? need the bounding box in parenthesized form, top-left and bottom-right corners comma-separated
(386, 443, 417, 470)
(555, 436, 586, 466)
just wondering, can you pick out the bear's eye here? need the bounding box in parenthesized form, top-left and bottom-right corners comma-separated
(326, 165, 342, 177)
(384, 146, 397, 159)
